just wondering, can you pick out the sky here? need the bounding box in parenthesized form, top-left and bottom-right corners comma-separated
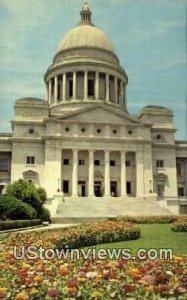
(0, 0, 186, 140)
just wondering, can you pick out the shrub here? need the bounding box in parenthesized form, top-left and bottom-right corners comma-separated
(0, 219, 42, 231)
(171, 218, 187, 232)
(37, 187, 47, 204)
(0, 194, 37, 220)
(56, 220, 141, 250)
(6, 179, 43, 211)
(111, 215, 183, 224)
(5, 179, 49, 218)
(39, 206, 51, 221)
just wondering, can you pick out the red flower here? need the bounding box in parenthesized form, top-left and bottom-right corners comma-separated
(48, 289, 59, 298)
(67, 280, 78, 289)
(123, 284, 136, 293)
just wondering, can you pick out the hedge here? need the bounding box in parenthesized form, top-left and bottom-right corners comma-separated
(56, 220, 141, 250)
(0, 219, 42, 231)
(110, 215, 187, 224)
(171, 218, 187, 232)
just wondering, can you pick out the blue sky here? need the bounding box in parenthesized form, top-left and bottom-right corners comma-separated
(0, 0, 186, 139)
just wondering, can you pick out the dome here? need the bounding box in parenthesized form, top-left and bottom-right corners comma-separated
(58, 25, 114, 53)
(57, 1, 114, 54)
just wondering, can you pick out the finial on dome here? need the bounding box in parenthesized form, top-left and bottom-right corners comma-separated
(80, 0, 93, 25)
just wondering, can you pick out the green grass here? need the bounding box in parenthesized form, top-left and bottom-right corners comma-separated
(97, 224, 187, 255)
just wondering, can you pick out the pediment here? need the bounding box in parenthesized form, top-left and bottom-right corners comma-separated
(58, 105, 141, 125)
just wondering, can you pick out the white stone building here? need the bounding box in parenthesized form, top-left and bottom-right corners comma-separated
(0, 2, 187, 216)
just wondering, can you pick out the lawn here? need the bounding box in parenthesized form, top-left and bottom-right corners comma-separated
(97, 224, 187, 255)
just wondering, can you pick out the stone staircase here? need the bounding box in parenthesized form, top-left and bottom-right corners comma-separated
(47, 195, 174, 220)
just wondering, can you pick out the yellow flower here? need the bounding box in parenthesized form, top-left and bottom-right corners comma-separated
(91, 291, 103, 299)
(30, 288, 39, 296)
(0, 288, 7, 293)
(15, 292, 29, 300)
(144, 286, 154, 293)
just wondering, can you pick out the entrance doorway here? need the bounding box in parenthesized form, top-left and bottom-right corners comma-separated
(78, 181, 86, 197)
(127, 181, 132, 195)
(94, 181, 101, 197)
(110, 181, 117, 197)
(157, 184, 164, 198)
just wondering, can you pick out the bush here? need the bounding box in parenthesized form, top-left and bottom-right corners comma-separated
(171, 219, 187, 232)
(37, 187, 47, 204)
(39, 206, 51, 221)
(56, 220, 141, 250)
(0, 194, 37, 220)
(6, 179, 43, 211)
(111, 215, 183, 224)
(0, 219, 42, 231)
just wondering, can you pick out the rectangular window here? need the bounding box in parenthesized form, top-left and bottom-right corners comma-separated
(63, 159, 69, 165)
(63, 180, 69, 193)
(0, 158, 9, 172)
(156, 160, 164, 168)
(88, 79, 95, 97)
(126, 160, 131, 167)
(110, 160, 116, 166)
(79, 160, 85, 166)
(178, 187, 184, 197)
(94, 160, 100, 166)
(26, 156, 35, 165)
(177, 163, 182, 176)
(69, 80, 73, 97)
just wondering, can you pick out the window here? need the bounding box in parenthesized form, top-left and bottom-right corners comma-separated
(29, 128, 34, 134)
(94, 160, 100, 166)
(126, 160, 131, 167)
(81, 128, 86, 133)
(177, 163, 182, 176)
(26, 156, 35, 165)
(0, 158, 9, 172)
(79, 160, 85, 166)
(97, 129, 101, 134)
(128, 130, 132, 135)
(178, 187, 184, 197)
(65, 127, 70, 132)
(110, 160, 116, 166)
(63, 159, 69, 165)
(63, 180, 69, 193)
(156, 160, 164, 168)
(88, 79, 94, 97)
(69, 80, 73, 97)
(113, 129, 117, 135)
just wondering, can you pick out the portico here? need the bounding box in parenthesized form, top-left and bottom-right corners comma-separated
(61, 148, 138, 197)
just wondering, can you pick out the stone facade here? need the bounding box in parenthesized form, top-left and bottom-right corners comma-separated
(0, 2, 187, 215)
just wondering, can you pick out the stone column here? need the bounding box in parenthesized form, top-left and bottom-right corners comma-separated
(62, 73, 66, 101)
(114, 77, 118, 104)
(48, 79, 52, 104)
(104, 150, 110, 196)
(95, 72, 99, 100)
(72, 149, 78, 196)
(54, 76, 58, 103)
(136, 150, 144, 197)
(88, 150, 94, 196)
(120, 80, 124, 107)
(73, 71, 77, 99)
(106, 74, 110, 102)
(84, 71, 88, 100)
(121, 151, 126, 196)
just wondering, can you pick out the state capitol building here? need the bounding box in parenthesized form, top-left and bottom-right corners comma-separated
(0, 2, 187, 217)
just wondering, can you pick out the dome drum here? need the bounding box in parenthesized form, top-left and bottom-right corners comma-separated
(46, 69, 127, 110)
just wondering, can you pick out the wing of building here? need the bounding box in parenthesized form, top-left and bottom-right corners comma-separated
(0, 1, 187, 216)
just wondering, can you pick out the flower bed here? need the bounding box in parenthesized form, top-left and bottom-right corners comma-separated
(112, 215, 187, 224)
(56, 220, 140, 249)
(171, 218, 187, 232)
(0, 223, 187, 299)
